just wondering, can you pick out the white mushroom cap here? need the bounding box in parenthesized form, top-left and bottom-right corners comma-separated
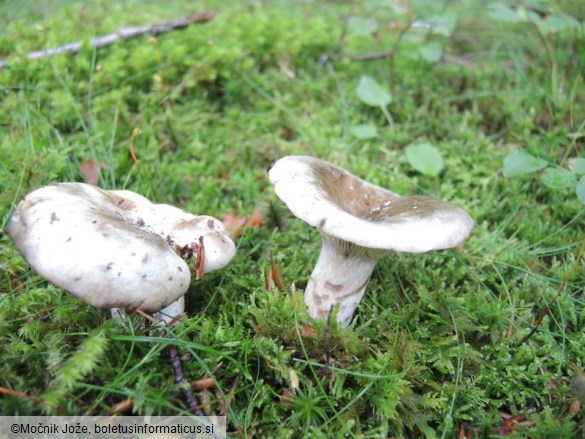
(269, 156, 473, 253)
(7, 182, 236, 313)
(106, 190, 236, 273)
(270, 156, 473, 327)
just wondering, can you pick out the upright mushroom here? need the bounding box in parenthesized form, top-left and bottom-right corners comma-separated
(269, 156, 473, 328)
(7, 182, 236, 323)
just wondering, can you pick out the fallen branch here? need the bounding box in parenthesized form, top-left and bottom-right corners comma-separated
(168, 341, 205, 416)
(349, 49, 395, 62)
(0, 11, 215, 70)
(321, 19, 414, 67)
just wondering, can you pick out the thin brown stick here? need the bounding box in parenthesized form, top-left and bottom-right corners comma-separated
(167, 341, 205, 416)
(0, 11, 215, 70)
(323, 305, 333, 369)
(0, 386, 49, 407)
(506, 311, 515, 339)
(129, 127, 141, 168)
(269, 251, 285, 292)
(134, 308, 204, 414)
(350, 49, 395, 62)
(194, 236, 205, 281)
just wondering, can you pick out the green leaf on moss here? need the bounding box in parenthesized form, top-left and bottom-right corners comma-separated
(356, 75, 391, 108)
(489, 3, 525, 23)
(348, 17, 378, 37)
(418, 41, 443, 62)
(541, 167, 576, 189)
(351, 124, 379, 139)
(569, 158, 585, 175)
(503, 150, 548, 177)
(405, 143, 444, 176)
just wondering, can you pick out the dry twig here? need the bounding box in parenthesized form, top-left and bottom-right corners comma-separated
(168, 341, 204, 416)
(0, 386, 52, 409)
(0, 11, 215, 70)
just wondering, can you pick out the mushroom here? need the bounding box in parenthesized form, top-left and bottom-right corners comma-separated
(7, 182, 236, 324)
(269, 156, 473, 328)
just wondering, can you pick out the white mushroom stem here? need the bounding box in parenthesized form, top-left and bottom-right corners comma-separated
(111, 296, 185, 326)
(305, 236, 382, 328)
(154, 296, 185, 325)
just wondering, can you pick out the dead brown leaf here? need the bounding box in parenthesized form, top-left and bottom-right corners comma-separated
(300, 323, 317, 338)
(80, 158, 107, 186)
(267, 251, 285, 292)
(222, 212, 249, 240)
(107, 398, 134, 415)
(248, 207, 265, 228)
(193, 237, 205, 280)
(280, 388, 294, 403)
(496, 412, 535, 436)
(285, 323, 317, 341)
(190, 377, 215, 392)
(457, 422, 470, 439)
(222, 208, 265, 240)
(129, 127, 141, 167)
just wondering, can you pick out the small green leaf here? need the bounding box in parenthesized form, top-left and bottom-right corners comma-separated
(364, 0, 385, 13)
(426, 11, 458, 36)
(418, 41, 443, 62)
(351, 124, 379, 139)
(538, 12, 581, 34)
(489, 3, 526, 23)
(406, 143, 444, 176)
(541, 167, 577, 189)
(503, 150, 547, 177)
(569, 158, 585, 175)
(411, 0, 443, 16)
(356, 75, 391, 108)
(577, 176, 585, 204)
(348, 17, 378, 37)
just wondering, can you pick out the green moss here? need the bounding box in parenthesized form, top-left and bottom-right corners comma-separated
(0, 0, 583, 436)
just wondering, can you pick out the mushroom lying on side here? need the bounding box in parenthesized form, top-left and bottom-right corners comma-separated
(7, 182, 236, 323)
(269, 156, 473, 328)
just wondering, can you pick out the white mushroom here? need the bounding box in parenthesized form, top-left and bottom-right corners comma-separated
(269, 156, 474, 328)
(106, 189, 235, 276)
(7, 182, 236, 324)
